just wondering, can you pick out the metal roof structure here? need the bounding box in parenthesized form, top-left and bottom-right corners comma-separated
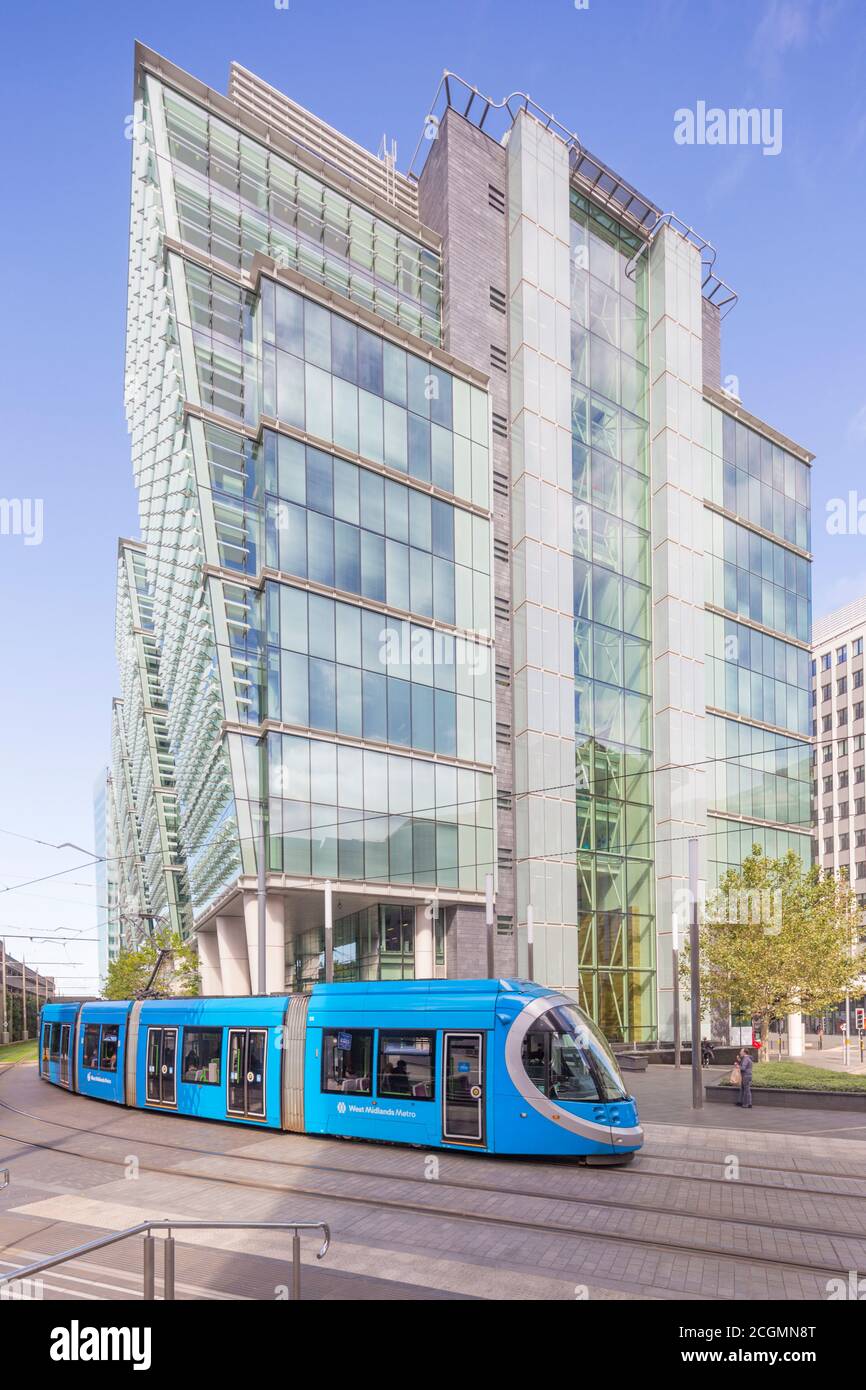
(408, 70, 737, 315)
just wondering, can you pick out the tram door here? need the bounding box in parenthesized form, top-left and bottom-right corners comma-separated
(59, 1025, 71, 1087)
(226, 1029, 267, 1119)
(442, 1032, 485, 1145)
(145, 1027, 177, 1106)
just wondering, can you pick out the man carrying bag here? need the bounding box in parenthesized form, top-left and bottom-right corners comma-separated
(735, 1047, 753, 1108)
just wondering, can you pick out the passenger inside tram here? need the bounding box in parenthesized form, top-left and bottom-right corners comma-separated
(383, 1059, 412, 1095)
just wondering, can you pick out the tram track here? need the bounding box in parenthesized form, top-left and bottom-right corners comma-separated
(4, 1072, 866, 1206)
(1, 1071, 865, 1285)
(639, 1144, 866, 1183)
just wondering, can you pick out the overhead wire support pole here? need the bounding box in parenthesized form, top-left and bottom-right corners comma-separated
(323, 880, 334, 985)
(0, 939, 7, 1045)
(672, 914, 681, 1071)
(689, 838, 703, 1109)
(257, 792, 267, 995)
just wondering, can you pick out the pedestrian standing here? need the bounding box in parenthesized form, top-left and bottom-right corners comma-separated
(736, 1047, 753, 1109)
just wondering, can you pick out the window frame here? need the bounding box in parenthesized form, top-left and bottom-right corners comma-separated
(98, 1024, 119, 1073)
(320, 1027, 374, 1095)
(376, 1029, 436, 1102)
(181, 1026, 223, 1085)
(82, 1023, 101, 1068)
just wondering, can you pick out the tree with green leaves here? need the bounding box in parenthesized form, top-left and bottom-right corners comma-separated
(103, 927, 200, 1000)
(683, 845, 861, 1061)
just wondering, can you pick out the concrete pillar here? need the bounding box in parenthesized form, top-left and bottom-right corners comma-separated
(415, 904, 434, 979)
(197, 929, 223, 996)
(266, 894, 287, 994)
(243, 891, 286, 994)
(216, 915, 251, 995)
(787, 1011, 804, 1058)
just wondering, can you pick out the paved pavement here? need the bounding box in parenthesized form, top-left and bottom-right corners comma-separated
(632, 1064, 866, 1137)
(798, 1037, 866, 1074)
(4, 1061, 866, 1301)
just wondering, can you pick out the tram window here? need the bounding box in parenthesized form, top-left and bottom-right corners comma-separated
(99, 1025, 119, 1072)
(521, 1025, 599, 1101)
(378, 1032, 435, 1100)
(322, 1029, 372, 1094)
(83, 1024, 100, 1068)
(522, 1032, 548, 1092)
(182, 1028, 222, 1084)
(49, 1023, 61, 1061)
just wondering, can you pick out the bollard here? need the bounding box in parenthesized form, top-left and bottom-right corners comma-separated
(143, 1235, 155, 1301)
(164, 1234, 175, 1301)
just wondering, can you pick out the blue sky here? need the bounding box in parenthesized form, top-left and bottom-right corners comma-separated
(0, 0, 862, 992)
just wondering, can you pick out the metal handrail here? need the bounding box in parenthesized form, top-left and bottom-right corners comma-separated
(0, 1169, 8, 1190)
(0, 1219, 330, 1301)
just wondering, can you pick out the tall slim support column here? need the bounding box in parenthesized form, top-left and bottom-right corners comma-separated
(526, 904, 534, 981)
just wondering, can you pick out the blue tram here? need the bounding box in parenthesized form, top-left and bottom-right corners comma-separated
(39, 980, 642, 1162)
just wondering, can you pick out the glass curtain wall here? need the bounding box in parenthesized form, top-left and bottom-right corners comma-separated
(290, 903, 445, 988)
(569, 189, 656, 1043)
(162, 86, 442, 344)
(704, 401, 813, 890)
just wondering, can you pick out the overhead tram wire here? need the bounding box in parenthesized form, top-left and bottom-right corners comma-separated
(0, 748, 818, 891)
(0, 816, 818, 908)
(0, 720, 819, 884)
(0, 725, 819, 899)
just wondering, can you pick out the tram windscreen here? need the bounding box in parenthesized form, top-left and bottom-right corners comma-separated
(568, 1006, 629, 1101)
(523, 1004, 628, 1102)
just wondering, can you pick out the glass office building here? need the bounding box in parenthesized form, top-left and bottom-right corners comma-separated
(105, 46, 813, 1039)
(812, 598, 866, 941)
(115, 46, 495, 996)
(93, 767, 121, 984)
